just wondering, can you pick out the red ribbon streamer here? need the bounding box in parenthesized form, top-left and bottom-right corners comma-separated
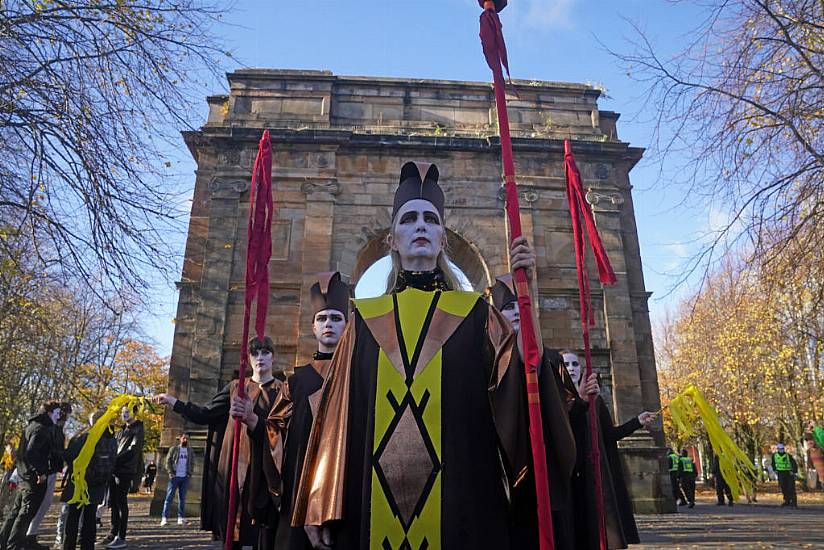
(479, 6, 555, 550)
(564, 139, 616, 550)
(225, 130, 273, 550)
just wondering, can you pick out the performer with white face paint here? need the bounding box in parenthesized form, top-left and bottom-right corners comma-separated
(488, 274, 577, 550)
(267, 272, 350, 550)
(559, 350, 656, 549)
(155, 335, 283, 549)
(292, 162, 540, 550)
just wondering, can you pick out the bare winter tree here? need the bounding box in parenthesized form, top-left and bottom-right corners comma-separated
(0, 1, 227, 300)
(612, 0, 822, 283)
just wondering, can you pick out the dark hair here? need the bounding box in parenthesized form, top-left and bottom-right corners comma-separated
(248, 336, 275, 355)
(179, 432, 190, 439)
(41, 400, 62, 414)
(60, 402, 73, 414)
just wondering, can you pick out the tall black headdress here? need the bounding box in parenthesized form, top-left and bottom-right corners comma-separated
(489, 273, 517, 311)
(310, 271, 350, 320)
(392, 162, 444, 220)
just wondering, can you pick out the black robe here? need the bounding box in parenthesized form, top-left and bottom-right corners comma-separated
(562, 373, 642, 550)
(508, 348, 578, 550)
(173, 378, 282, 544)
(273, 362, 326, 550)
(293, 288, 525, 550)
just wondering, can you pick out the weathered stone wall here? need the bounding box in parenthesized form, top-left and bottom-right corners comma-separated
(152, 69, 673, 516)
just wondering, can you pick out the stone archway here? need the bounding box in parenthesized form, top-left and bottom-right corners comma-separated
(350, 227, 492, 293)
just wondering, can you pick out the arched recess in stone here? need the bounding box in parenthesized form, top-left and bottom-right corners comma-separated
(350, 227, 492, 293)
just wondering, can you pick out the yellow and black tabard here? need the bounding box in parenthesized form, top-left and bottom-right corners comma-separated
(293, 286, 526, 550)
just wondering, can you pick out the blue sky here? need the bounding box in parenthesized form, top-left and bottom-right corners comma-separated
(145, 0, 713, 355)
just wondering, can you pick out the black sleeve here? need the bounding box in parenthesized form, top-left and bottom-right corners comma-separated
(598, 398, 642, 444)
(172, 383, 232, 427)
(246, 393, 269, 442)
(25, 422, 53, 477)
(64, 434, 87, 465)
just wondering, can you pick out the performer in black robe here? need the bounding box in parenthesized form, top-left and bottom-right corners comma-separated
(292, 162, 539, 550)
(155, 336, 283, 549)
(558, 351, 657, 549)
(489, 274, 577, 550)
(267, 272, 350, 550)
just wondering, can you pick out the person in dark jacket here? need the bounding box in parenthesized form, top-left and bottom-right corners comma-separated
(561, 351, 657, 549)
(712, 454, 733, 506)
(100, 405, 144, 549)
(26, 402, 71, 550)
(142, 461, 157, 494)
(0, 401, 63, 550)
(61, 412, 117, 550)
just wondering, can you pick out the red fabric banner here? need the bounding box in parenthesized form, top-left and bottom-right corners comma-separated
(225, 130, 273, 550)
(479, 5, 555, 550)
(564, 139, 616, 550)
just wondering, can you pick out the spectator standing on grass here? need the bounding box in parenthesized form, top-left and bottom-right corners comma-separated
(160, 434, 194, 527)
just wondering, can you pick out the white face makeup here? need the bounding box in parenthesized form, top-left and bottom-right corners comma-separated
(121, 406, 131, 423)
(388, 199, 445, 272)
(312, 309, 346, 353)
(249, 347, 274, 381)
(500, 301, 520, 333)
(562, 352, 582, 385)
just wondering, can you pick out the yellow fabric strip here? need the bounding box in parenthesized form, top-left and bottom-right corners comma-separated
(668, 385, 758, 500)
(68, 395, 150, 506)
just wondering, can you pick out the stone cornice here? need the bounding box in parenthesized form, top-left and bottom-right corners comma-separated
(182, 127, 644, 168)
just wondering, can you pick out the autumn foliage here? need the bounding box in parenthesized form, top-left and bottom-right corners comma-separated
(657, 245, 824, 472)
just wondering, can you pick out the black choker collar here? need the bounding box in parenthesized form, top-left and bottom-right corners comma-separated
(313, 351, 334, 361)
(394, 268, 449, 292)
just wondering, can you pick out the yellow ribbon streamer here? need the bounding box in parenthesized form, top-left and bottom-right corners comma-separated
(667, 385, 758, 500)
(68, 395, 150, 506)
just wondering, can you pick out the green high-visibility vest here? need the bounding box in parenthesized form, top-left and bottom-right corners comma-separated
(680, 456, 695, 473)
(668, 453, 680, 472)
(774, 452, 792, 472)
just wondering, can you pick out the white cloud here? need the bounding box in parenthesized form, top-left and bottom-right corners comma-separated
(516, 0, 576, 31)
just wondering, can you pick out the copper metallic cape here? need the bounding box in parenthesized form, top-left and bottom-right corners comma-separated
(266, 359, 331, 550)
(292, 288, 526, 549)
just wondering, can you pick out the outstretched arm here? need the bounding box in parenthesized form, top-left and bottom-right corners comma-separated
(155, 384, 231, 426)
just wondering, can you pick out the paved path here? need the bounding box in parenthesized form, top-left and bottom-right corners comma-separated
(23, 491, 824, 549)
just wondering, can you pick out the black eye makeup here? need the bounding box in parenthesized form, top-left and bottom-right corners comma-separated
(423, 211, 441, 225)
(399, 212, 417, 224)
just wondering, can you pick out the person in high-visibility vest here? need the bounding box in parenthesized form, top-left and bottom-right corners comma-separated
(678, 450, 697, 508)
(772, 443, 798, 508)
(667, 448, 686, 506)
